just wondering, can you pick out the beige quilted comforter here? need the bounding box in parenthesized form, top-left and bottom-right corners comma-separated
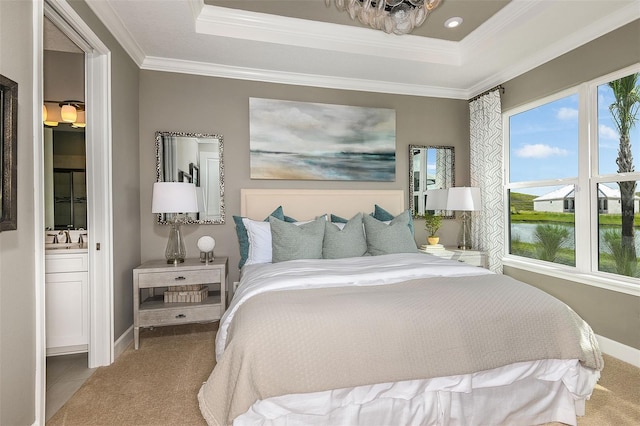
(199, 273, 603, 426)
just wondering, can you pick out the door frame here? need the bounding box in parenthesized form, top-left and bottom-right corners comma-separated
(34, 0, 114, 423)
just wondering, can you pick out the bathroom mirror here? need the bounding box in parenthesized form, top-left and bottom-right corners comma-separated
(409, 145, 455, 218)
(155, 131, 225, 224)
(44, 127, 87, 231)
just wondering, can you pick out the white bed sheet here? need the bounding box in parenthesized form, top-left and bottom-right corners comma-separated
(235, 359, 599, 426)
(217, 253, 493, 360)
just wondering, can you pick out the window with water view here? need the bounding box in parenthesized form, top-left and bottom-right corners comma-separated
(505, 68, 640, 283)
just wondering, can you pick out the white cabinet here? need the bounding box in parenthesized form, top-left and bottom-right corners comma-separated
(45, 251, 89, 355)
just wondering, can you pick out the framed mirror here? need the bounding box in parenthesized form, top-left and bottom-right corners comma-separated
(409, 145, 455, 218)
(155, 131, 225, 224)
(1, 74, 18, 231)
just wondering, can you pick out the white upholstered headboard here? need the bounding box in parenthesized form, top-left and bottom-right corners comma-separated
(240, 189, 405, 220)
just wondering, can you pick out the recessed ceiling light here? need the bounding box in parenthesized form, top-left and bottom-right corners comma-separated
(444, 17, 463, 29)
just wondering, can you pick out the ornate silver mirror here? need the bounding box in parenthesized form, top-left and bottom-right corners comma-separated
(155, 131, 225, 224)
(409, 145, 455, 218)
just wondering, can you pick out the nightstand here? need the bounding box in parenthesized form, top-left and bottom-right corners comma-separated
(420, 247, 488, 268)
(132, 257, 228, 349)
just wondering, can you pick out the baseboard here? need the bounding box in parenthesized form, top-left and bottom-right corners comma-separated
(114, 325, 134, 360)
(596, 334, 640, 367)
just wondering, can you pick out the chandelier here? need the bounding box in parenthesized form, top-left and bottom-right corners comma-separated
(325, 0, 442, 35)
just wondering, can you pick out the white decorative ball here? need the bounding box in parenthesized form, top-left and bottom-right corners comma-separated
(197, 236, 215, 252)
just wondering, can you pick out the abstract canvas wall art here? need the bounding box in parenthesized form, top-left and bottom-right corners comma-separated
(250, 98, 396, 181)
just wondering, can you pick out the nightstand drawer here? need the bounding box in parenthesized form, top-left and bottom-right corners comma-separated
(138, 302, 221, 327)
(137, 269, 220, 288)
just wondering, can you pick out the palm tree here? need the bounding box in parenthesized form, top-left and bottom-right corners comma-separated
(609, 73, 640, 268)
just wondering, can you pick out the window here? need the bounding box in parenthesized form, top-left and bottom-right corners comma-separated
(505, 66, 640, 289)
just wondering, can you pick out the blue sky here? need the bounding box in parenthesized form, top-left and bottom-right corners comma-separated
(509, 81, 640, 195)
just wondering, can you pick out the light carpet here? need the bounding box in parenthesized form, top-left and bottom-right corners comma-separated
(47, 322, 640, 425)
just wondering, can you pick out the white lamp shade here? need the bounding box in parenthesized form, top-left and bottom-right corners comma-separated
(60, 104, 77, 123)
(152, 182, 198, 214)
(425, 189, 449, 210)
(72, 110, 86, 128)
(446, 187, 481, 211)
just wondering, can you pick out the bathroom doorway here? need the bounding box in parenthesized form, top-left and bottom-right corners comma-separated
(36, 1, 114, 423)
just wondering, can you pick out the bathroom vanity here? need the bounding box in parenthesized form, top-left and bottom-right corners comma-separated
(45, 242, 88, 356)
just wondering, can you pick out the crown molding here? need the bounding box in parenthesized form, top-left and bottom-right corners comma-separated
(85, 0, 146, 66)
(141, 56, 469, 99)
(466, 1, 640, 98)
(195, 3, 461, 65)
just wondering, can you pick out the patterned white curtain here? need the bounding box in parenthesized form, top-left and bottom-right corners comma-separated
(469, 89, 504, 273)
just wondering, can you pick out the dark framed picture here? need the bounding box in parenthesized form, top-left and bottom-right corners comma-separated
(0, 74, 18, 231)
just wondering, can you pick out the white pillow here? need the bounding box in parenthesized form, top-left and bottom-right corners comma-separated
(242, 218, 273, 265)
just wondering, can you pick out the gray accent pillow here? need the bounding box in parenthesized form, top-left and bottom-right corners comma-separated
(323, 213, 367, 259)
(363, 210, 418, 255)
(269, 216, 326, 263)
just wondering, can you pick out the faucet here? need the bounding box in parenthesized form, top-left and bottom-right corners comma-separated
(63, 230, 72, 243)
(47, 233, 59, 244)
(78, 233, 87, 244)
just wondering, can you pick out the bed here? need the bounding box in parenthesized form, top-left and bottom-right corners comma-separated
(199, 189, 603, 426)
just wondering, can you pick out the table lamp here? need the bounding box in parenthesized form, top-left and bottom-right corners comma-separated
(425, 188, 449, 213)
(446, 187, 481, 250)
(152, 182, 198, 264)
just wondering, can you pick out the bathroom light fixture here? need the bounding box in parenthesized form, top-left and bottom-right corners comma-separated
(326, 0, 442, 35)
(43, 100, 86, 128)
(152, 182, 199, 264)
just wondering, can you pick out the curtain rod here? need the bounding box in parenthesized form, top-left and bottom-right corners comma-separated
(468, 85, 505, 103)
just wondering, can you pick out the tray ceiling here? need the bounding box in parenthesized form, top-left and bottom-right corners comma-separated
(85, 0, 640, 99)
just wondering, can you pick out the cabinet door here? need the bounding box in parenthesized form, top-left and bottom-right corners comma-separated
(46, 271, 89, 351)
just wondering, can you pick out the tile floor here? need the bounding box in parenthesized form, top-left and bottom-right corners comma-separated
(46, 353, 96, 421)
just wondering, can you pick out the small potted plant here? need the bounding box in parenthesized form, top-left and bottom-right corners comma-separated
(423, 212, 442, 245)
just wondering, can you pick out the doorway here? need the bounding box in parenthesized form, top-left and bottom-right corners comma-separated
(35, 1, 114, 423)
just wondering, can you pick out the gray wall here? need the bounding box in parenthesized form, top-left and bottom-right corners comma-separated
(139, 72, 470, 283)
(67, 0, 141, 340)
(0, 0, 140, 422)
(502, 20, 640, 350)
(0, 1, 36, 424)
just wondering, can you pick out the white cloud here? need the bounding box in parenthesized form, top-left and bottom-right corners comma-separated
(556, 107, 578, 120)
(514, 144, 570, 158)
(599, 124, 618, 140)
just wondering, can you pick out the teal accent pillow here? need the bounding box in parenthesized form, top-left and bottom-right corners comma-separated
(323, 213, 367, 259)
(284, 215, 298, 223)
(363, 210, 418, 255)
(233, 206, 285, 269)
(372, 204, 415, 235)
(269, 216, 326, 263)
(330, 214, 348, 224)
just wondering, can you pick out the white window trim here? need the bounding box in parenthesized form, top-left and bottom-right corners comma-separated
(503, 64, 640, 297)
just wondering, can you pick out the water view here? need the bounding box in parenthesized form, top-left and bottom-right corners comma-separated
(511, 222, 640, 253)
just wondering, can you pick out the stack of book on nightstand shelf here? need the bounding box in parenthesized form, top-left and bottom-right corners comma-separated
(420, 244, 445, 253)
